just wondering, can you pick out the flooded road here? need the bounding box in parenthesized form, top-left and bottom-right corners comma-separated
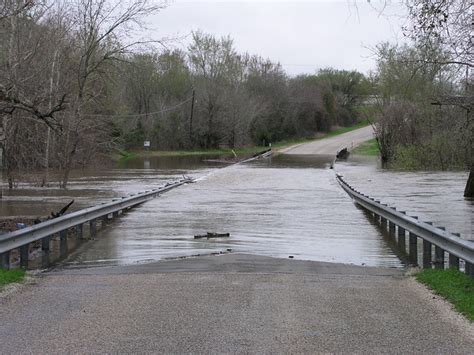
(2, 152, 471, 268)
(65, 155, 402, 268)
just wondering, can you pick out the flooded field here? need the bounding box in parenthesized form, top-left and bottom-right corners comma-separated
(1, 153, 471, 268)
(0, 155, 221, 217)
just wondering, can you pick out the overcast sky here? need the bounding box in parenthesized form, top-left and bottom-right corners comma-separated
(149, 0, 407, 76)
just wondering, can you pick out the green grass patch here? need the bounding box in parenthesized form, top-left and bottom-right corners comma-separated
(315, 121, 371, 140)
(416, 268, 474, 322)
(351, 138, 379, 156)
(0, 268, 26, 288)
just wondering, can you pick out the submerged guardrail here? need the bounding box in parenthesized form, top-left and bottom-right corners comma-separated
(336, 173, 474, 277)
(0, 177, 194, 269)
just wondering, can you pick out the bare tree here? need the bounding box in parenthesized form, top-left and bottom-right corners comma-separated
(0, 1, 67, 130)
(56, 0, 168, 188)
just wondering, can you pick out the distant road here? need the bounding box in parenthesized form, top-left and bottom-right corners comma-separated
(282, 125, 374, 155)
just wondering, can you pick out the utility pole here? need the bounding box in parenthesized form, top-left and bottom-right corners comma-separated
(189, 89, 195, 147)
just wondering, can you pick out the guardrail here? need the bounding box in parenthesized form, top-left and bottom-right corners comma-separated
(0, 149, 274, 270)
(336, 173, 474, 277)
(0, 177, 194, 269)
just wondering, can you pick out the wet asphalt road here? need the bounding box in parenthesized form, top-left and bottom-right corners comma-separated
(1, 254, 473, 354)
(282, 125, 375, 155)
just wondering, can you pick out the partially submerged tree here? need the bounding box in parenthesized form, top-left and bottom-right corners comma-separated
(402, 0, 473, 196)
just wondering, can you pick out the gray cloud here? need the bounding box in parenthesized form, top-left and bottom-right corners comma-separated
(149, 0, 406, 75)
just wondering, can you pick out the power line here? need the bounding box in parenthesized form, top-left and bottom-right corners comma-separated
(81, 96, 194, 118)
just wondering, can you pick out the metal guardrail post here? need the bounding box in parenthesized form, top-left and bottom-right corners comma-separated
(433, 227, 446, 269)
(20, 245, 29, 269)
(41, 236, 50, 252)
(389, 221, 396, 234)
(76, 224, 83, 240)
(398, 226, 406, 253)
(434, 246, 445, 269)
(465, 262, 474, 277)
(41, 236, 51, 268)
(90, 219, 97, 238)
(101, 214, 109, 225)
(409, 232, 418, 265)
(422, 240, 432, 268)
(449, 254, 460, 269)
(422, 221, 433, 268)
(0, 251, 10, 269)
(60, 230, 68, 257)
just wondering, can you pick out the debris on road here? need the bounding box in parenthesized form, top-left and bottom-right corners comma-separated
(194, 232, 230, 239)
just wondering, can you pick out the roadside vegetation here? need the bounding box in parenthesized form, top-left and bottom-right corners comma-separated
(416, 268, 474, 322)
(352, 139, 379, 156)
(0, 268, 26, 288)
(371, 0, 472, 196)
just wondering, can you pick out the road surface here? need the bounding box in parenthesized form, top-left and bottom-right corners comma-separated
(1, 254, 473, 353)
(282, 125, 374, 155)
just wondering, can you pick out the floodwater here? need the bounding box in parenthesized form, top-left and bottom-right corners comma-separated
(1, 153, 471, 268)
(0, 156, 220, 217)
(337, 156, 473, 241)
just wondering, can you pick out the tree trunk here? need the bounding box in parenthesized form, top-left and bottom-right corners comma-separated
(464, 120, 473, 197)
(42, 50, 58, 187)
(465, 114, 473, 197)
(464, 168, 474, 197)
(61, 135, 79, 189)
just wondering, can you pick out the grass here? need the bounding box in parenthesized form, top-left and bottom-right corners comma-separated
(0, 268, 26, 288)
(351, 138, 379, 156)
(314, 121, 370, 140)
(416, 268, 474, 322)
(122, 121, 372, 159)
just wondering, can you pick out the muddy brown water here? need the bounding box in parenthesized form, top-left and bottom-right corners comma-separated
(1, 154, 471, 268)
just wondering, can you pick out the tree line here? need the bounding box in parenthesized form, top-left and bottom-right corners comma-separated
(0, 1, 370, 188)
(1, 0, 471, 196)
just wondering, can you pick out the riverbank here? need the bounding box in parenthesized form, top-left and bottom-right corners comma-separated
(1, 254, 472, 353)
